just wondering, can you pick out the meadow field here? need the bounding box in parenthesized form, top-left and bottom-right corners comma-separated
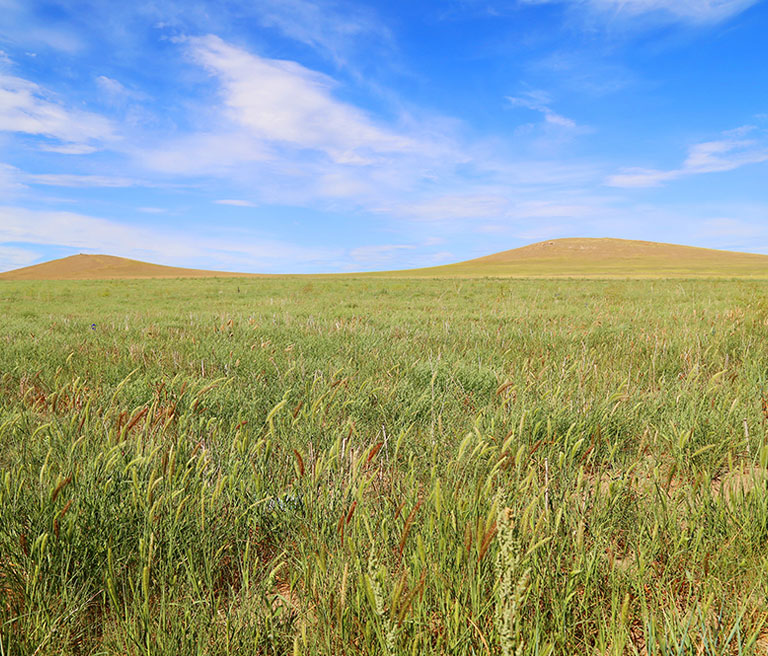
(3, 276, 768, 655)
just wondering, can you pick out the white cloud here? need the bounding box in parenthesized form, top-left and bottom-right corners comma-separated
(428, 251, 454, 264)
(0, 74, 114, 151)
(214, 199, 257, 207)
(389, 194, 511, 221)
(605, 167, 678, 187)
(607, 131, 768, 187)
(683, 138, 768, 173)
(349, 244, 415, 263)
(507, 90, 578, 129)
(137, 35, 485, 214)
(95, 75, 147, 104)
(342, 243, 456, 271)
(38, 143, 99, 154)
(96, 75, 128, 96)
(141, 131, 274, 175)
(0, 244, 40, 272)
(186, 35, 416, 164)
(383, 194, 610, 222)
(0, 162, 26, 194)
(131, 36, 601, 232)
(697, 217, 768, 239)
(519, 0, 760, 23)
(26, 173, 142, 187)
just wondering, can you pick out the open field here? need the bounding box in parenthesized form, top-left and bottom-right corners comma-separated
(4, 239, 768, 281)
(3, 277, 768, 654)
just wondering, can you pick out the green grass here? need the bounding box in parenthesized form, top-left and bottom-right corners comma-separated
(2, 277, 768, 654)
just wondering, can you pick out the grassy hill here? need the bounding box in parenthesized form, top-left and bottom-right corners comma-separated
(382, 237, 768, 278)
(3, 238, 768, 279)
(0, 253, 251, 280)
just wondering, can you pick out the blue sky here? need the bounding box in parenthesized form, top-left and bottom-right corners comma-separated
(1, 0, 767, 273)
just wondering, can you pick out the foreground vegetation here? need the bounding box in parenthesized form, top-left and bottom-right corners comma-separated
(2, 277, 768, 655)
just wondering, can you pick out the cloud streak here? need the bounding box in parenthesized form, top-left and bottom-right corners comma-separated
(25, 173, 144, 187)
(518, 0, 760, 24)
(607, 130, 768, 187)
(0, 73, 114, 151)
(252, 0, 393, 68)
(215, 199, 257, 207)
(507, 90, 578, 129)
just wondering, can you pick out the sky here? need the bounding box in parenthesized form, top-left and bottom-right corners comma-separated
(0, 0, 767, 273)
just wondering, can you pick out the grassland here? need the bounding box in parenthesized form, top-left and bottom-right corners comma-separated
(2, 276, 768, 654)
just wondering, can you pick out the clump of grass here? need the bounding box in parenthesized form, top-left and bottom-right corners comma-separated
(496, 507, 530, 656)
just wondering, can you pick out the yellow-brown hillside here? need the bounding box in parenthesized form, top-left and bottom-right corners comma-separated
(0, 254, 252, 280)
(378, 238, 768, 278)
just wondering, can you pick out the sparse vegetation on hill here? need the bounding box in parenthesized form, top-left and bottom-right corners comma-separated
(0, 254, 249, 281)
(2, 277, 768, 654)
(388, 238, 768, 278)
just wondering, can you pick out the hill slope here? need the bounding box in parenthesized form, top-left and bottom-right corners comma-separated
(380, 238, 768, 278)
(0, 254, 251, 280)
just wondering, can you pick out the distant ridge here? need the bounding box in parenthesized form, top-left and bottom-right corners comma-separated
(2, 239, 768, 280)
(0, 254, 252, 281)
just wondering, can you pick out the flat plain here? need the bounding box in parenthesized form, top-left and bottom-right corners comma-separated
(3, 275, 768, 654)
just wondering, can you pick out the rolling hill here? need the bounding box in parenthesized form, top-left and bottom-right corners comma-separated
(2, 239, 768, 279)
(384, 238, 768, 278)
(0, 254, 252, 281)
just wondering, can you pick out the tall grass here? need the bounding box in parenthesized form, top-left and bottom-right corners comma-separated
(1, 277, 768, 654)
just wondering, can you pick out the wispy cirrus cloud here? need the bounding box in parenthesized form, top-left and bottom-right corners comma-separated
(0, 162, 26, 194)
(25, 173, 143, 187)
(0, 244, 40, 271)
(349, 243, 415, 263)
(252, 0, 393, 67)
(607, 129, 768, 187)
(381, 193, 610, 223)
(385, 194, 511, 221)
(507, 90, 579, 129)
(0, 73, 115, 152)
(95, 75, 147, 105)
(518, 0, 760, 24)
(0, 163, 168, 191)
(215, 199, 257, 207)
(697, 217, 768, 239)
